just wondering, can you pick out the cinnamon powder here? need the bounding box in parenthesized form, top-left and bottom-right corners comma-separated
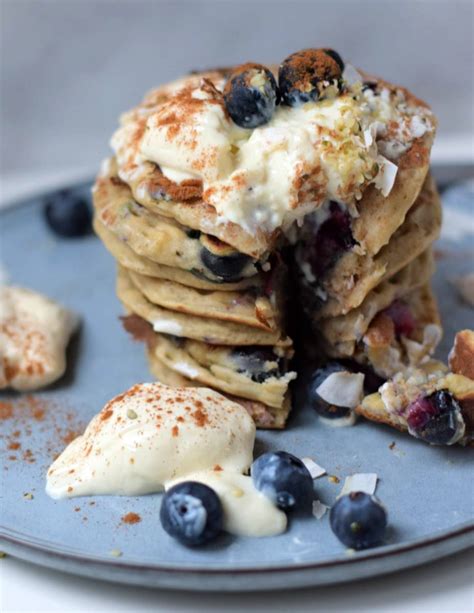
(121, 512, 141, 525)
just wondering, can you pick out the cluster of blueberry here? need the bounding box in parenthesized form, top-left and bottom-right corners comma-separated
(223, 48, 345, 129)
(160, 450, 387, 550)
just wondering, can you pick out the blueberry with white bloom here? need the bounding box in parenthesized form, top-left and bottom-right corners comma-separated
(160, 481, 223, 546)
(251, 451, 314, 511)
(224, 63, 278, 128)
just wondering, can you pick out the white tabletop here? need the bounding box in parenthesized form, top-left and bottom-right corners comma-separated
(1, 549, 473, 612)
(1, 171, 473, 613)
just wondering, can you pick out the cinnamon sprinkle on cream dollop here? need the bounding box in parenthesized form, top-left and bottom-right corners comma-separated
(46, 382, 286, 537)
(0, 286, 78, 391)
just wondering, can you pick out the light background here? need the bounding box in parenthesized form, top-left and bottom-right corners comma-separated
(1, 0, 473, 183)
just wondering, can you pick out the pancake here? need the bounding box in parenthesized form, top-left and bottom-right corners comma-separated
(127, 267, 284, 331)
(147, 332, 296, 410)
(116, 266, 291, 347)
(93, 167, 261, 282)
(110, 70, 435, 259)
(317, 249, 434, 346)
(94, 218, 259, 291)
(147, 347, 292, 429)
(350, 135, 434, 256)
(300, 174, 442, 319)
(350, 284, 442, 378)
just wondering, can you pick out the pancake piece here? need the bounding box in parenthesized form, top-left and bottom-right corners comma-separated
(94, 218, 259, 291)
(126, 264, 285, 331)
(116, 266, 291, 347)
(356, 362, 474, 446)
(316, 249, 434, 347)
(147, 348, 292, 429)
(297, 173, 442, 319)
(93, 166, 261, 282)
(354, 284, 442, 377)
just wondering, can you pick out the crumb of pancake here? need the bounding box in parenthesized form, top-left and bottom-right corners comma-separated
(328, 475, 340, 484)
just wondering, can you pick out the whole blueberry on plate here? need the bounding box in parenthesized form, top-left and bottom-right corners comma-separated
(224, 63, 278, 128)
(279, 48, 344, 106)
(330, 492, 387, 550)
(406, 389, 465, 445)
(160, 481, 223, 546)
(44, 189, 92, 238)
(309, 362, 352, 419)
(251, 451, 313, 511)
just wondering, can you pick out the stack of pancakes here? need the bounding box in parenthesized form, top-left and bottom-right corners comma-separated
(93, 156, 296, 429)
(93, 62, 440, 428)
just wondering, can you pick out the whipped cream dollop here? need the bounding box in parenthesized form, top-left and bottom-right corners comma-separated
(0, 286, 78, 391)
(46, 383, 287, 537)
(111, 68, 434, 235)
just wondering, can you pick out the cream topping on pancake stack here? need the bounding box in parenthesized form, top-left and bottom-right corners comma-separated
(46, 382, 287, 537)
(111, 66, 434, 235)
(0, 286, 78, 391)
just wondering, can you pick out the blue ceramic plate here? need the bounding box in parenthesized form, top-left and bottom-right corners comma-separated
(1, 179, 473, 591)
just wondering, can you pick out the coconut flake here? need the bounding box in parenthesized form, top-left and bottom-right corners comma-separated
(342, 64, 363, 87)
(338, 473, 378, 498)
(173, 361, 199, 379)
(312, 499, 329, 520)
(374, 155, 398, 197)
(316, 371, 365, 409)
(452, 273, 474, 307)
(301, 457, 326, 479)
(152, 319, 183, 335)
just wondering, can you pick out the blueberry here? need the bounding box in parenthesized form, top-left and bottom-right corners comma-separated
(279, 48, 344, 107)
(406, 390, 464, 445)
(185, 228, 201, 240)
(323, 49, 345, 73)
(305, 201, 354, 280)
(251, 451, 313, 512)
(224, 63, 278, 128)
(160, 481, 223, 546)
(231, 347, 282, 383)
(382, 300, 416, 338)
(309, 362, 352, 419)
(200, 247, 252, 282)
(330, 492, 387, 550)
(43, 189, 92, 237)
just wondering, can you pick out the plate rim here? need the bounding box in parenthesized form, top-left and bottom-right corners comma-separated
(1, 520, 473, 575)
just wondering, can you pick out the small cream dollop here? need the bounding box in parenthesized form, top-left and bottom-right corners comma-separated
(0, 286, 78, 391)
(46, 383, 287, 537)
